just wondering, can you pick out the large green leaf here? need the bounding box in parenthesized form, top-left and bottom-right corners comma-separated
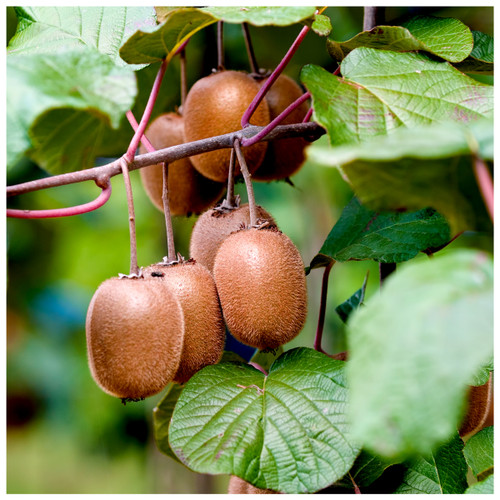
(8, 6, 156, 68)
(328, 15, 473, 63)
(463, 426, 493, 479)
(309, 197, 451, 269)
(168, 347, 360, 494)
(465, 474, 494, 494)
(202, 6, 317, 26)
(7, 50, 136, 173)
(394, 433, 468, 493)
(347, 249, 493, 459)
(119, 8, 217, 65)
(306, 118, 493, 233)
(301, 49, 493, 147)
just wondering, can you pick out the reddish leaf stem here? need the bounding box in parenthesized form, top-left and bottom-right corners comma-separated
(233, 139, 257, 226)
(242, 22, 259, 75)
(124, 58, 168, 163)
(120, 158, 139, 276)
(314, 261, 334, 353)
(6, 181, 112, 219)
(241, 23, 310, 128)
(473, 156, 494, 222)
(249, 362, 268, 376)
(126, 110, 155, 153)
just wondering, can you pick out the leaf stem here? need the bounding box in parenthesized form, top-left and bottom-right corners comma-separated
(314, 260, 334, 353)
(363, 6, 385, 31)
(120, 157, 139, 276)
(6, 180, 112, 219)
(249, 361, 268, 376)
(242, 22, 259, 75)
(473, 156, 494, 222)
(233, 139, 257, 226)
(162, 162, 177, 263)
(217, 21, 225, 71)
(126, 110, 155, 153)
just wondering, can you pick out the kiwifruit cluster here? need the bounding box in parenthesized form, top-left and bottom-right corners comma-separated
(139, 113, 224, 216)
(228, 475, 278, 494)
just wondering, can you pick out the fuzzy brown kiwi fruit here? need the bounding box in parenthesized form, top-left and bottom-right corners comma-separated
(228, 475, 278, 494)
(459, 375, 493, 437)
(86, 277, 184, 400)
(189, 203, 276, 273)
(253, 74, 309, 181)
(183, 70, 270, 182)
(143, 260, 225, 383)
(139, 113, 225, 216)
(213, 227, 307, 351)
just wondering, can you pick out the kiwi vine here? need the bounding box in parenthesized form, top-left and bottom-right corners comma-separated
(6, 5, 493, 495)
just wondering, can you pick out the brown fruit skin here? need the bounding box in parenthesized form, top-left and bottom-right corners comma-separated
(183, 71, 270, 182)
(86, 277, 184, 399)
(189, 203, 276, 274)
(213, 228, 308, 351)
(139, 113, 225, 216)
(253, 74, 309, 181)
(143, 261, 225, 384)
(228, 475, 278, 494)
(459, 375, 493, 437)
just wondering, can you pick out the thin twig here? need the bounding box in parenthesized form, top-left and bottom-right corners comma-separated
(314, 261, 334, 353)
(126, 110, 155, 153)
(473, 156, 494, 222)
(217, 21, 225, 71)
(120, 158, 139, 276)
(233, 139, 257, 226)
(162, 162, 177, 263)
(242, 22, 259, 74)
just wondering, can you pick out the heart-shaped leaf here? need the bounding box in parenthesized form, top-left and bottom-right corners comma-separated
(168, 347, 361, 494)
(347, 249, 493, 459)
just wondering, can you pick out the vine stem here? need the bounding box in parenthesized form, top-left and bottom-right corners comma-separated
(124, 58, 168, 163)
(313, 261, 334, 353)
(473, 156, 494, 222)
(233, 139, 257, 226)
(242, 22, 259, 74)
(6, 181, 112, 219)
(120, 158, 139, 276)
(217, 21, 225, 71)
(363, 6, 386, 31)
(162, 162, 177, 263)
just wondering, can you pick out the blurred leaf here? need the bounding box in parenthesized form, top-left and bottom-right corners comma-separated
(7, 50, 136, 173)
(119, 8, 217, 65)
(347, 249, 493, 459)
(335, 272, 368, 324)
(310, 197, 451, 268)
(306, 118, 493, 233)
(8, 6, 157, 68)
(301, 49, 493, 147)
(328, 16, 473, 63)
(469, 357, 493, 386)
(202, 6, 317, 26)
(455, 31, 494, 74)
(169, 347, 360, 494)
(465, 474, 494, 494)
(153, 383, 184, 462)
(463, 426, 493, 479)
(394, 433, 468, 493)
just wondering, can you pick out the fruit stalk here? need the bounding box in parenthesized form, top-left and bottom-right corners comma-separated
(473, 155, 494, 222)
(314, 260, 334, 353)
(225, 148, 237, 208)
(217, 21, 225, 71)
(242, 22, 259, 74)
(126, 110, 155, 153)
(162, 162, 177, 263)
(233, 139, 257, 226)
(363, 6, 386, 31)
(120, 157, 139, 276)
(179, 47, 187, 108)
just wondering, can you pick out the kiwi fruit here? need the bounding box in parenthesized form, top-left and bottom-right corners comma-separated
(213, 227, 308, 351)
(86, 277, 184, 399)
(459, 376, 493, 437)
(143, 260, 225, 383)
(183, 70, 271, 182)
(189, 203, 276, 273)
(228, 475, 278, 494)
(139, 113, 225, 216)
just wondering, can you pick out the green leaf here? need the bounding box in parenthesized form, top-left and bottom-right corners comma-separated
(394, 433, 468, 493)
(153, 383, 185, 462)
(8, 6, 156, 68)
(202, 6, 317, 26)
(465, 474, 494, 494)
(249, 346, 283, 374)
(306, 118, 493, 234)
(463, 426, 493, 479)
(301, 49, 493, 147)
(308, 14, 332, 37)
(335, 273, 369, 324)
(7, 50, 136, 173)
(347, 249, 493, 459)
(168, 347, 361, 494)
(348, 449, 400, 488)
(328, 16, 473, 63)
(455, 31, 494, 74)
(310, 197, 451, 268)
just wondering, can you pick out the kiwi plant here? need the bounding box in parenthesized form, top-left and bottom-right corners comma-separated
(139, 112, 224, 216)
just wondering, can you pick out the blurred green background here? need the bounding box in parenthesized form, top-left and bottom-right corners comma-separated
(6, 6, 493, 494)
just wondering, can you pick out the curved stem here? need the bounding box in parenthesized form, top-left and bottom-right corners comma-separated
(241, 23, 310, 128)
(241, 91, 311, 147)
(233, 139, 257, 226)
(6, 181, 111, 219)
(162, 162, 177, 263)
(217, 21, 225, 71)
(242, 22, 259, 74)
(124, 58, 168, 163)
(120, 158, 139, 276)
(473, 156, 494, 222)
(314, 261, 334, 353)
